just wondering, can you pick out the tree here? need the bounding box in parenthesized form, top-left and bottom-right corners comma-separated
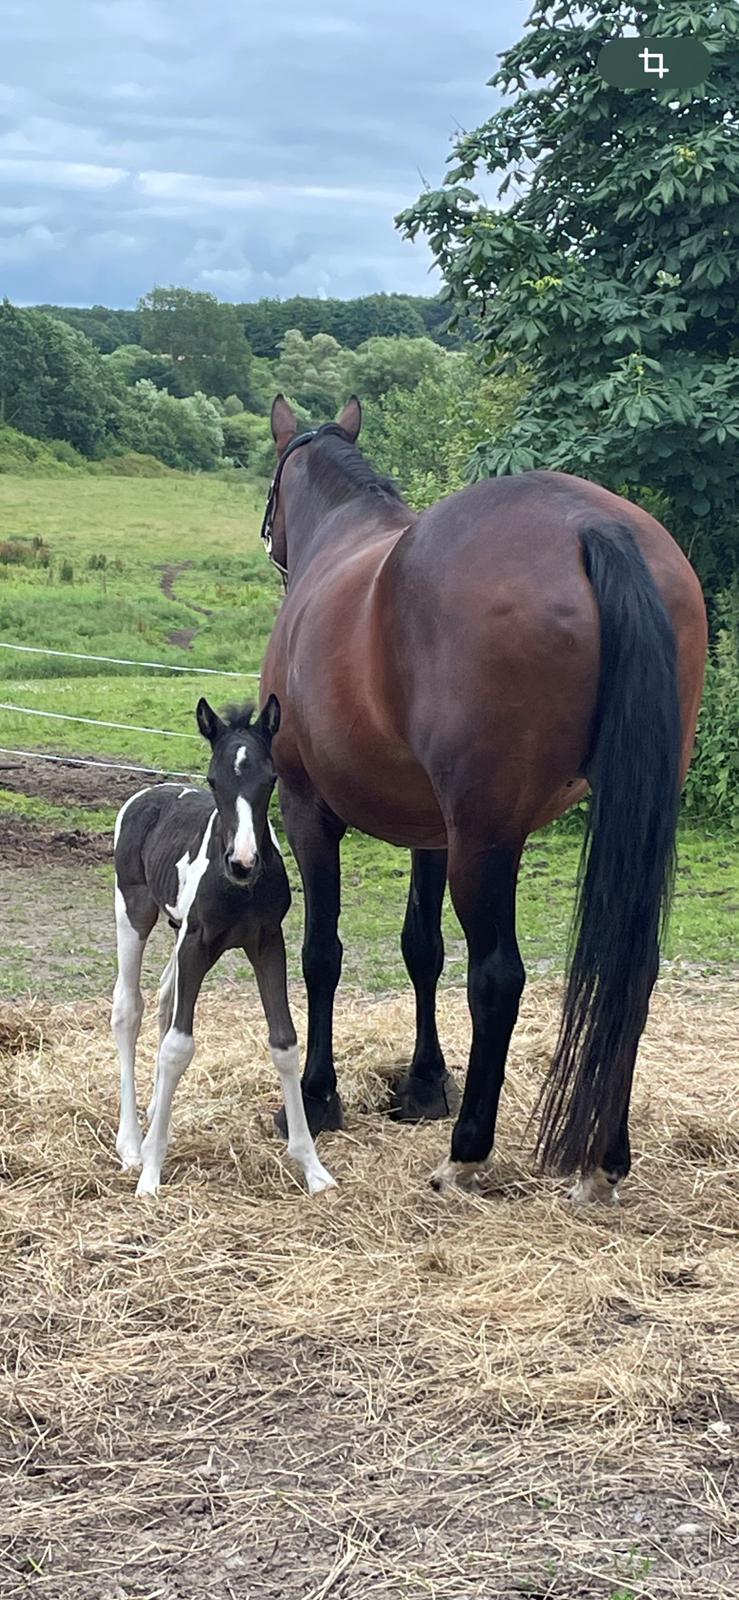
(399, 0, 739, 603)
(344, 336, 446, 402)
(121, 380, 224, 470)
(273, 330, 347, 416)
(0, 301, 119, 454)
(239, 293, 439, 358)
(36, 305, 140, 352)
(361, 351, 527, 507)
(105, 343, 176, 390)
(138, 287, 254, 402)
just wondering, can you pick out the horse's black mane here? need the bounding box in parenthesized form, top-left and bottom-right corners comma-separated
(310, 426, 402, 507)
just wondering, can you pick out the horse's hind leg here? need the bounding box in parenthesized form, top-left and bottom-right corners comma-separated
(431, 841, 525, 1193)
(247, 927, 336, 1195)
(112, 883, 157, 1170)
(391, 848, 460, 1122)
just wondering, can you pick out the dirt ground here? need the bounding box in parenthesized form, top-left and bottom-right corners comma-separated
(0, 979, 737, 1600)
(0, 752, 148, 811)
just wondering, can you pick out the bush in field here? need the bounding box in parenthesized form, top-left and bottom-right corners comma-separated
(683, 588, 739, 827)
(361, 352, 527, 506)
(105, 343, 176, 391)
(120, 380, 224, 471)
(221, 411, 272, 469)
(343, 335, 446, 403)
(273, 330, 347, 416)
(90, 452, 176, 477)
(0, 424, 88, 475)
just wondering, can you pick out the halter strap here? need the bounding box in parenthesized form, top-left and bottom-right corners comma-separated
(259, 425, 349, 585)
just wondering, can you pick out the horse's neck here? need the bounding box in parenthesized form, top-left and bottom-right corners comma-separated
(289, 501, 412, 580)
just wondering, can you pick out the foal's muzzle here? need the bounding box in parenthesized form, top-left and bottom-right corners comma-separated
(225, 849, 261, 888)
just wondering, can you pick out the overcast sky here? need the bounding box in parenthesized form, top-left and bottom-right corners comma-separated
(0, 0, 530, 308)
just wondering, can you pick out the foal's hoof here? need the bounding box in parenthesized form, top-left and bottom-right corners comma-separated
(274, 1090, 345, 1139)
(389, 1070, 461, 1123)
(430, 1157, 483, 1195)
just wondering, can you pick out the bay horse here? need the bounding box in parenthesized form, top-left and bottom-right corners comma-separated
(260, 395, 706, 1202)
(111, 695, 335, 1199)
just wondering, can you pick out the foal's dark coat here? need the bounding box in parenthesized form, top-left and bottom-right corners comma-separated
(111, 700, 334, 1198)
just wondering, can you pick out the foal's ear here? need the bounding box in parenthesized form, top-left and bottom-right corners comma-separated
(255, 693, 281, 746)
(336, 395, 362, 442)
(196, 697, 226, 745)
(271, 393, 298, 456)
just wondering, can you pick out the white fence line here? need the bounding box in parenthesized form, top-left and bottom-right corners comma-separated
(0, 746, 199, 780)
(0, 703, 197, 741)
(0, 640, 260, 678)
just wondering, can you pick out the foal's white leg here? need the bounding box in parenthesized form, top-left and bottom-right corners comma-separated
(112, 886, 147, 1170)
(273, 1042, 336, 1196)
(136, 1024, 194, 1197)
(147, 951, 176, 1123)
(136, 929, 209, 1198)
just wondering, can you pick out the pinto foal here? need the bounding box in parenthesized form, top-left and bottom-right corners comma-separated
(112, 695, 335, 1199)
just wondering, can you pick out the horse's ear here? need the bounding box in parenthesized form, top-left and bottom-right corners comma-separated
(271, 394, 298, 456)
(196, 697, 225, 745)
(255, 693, 281, 746)
(336, 395, 362, 442)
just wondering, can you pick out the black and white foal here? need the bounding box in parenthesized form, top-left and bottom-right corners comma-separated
(112, 695, 335, 1199)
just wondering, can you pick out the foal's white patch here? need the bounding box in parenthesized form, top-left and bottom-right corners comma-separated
(569, 1167, 621, 1208)
(268, 821, 282, 854)
(113, 785, 151, 849)
(164, 848, 191, 922)
(234, 744, 248, 774)
(232, 795, 257, 868)
(174, 811, 216, 930)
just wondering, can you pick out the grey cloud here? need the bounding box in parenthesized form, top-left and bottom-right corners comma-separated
(1, 0, 529, 307)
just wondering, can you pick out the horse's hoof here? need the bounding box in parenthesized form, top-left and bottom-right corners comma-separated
(389, 1070, 461, 1123)
(568, 1168, 621, 1208)
(274, 1091, 345, 1139)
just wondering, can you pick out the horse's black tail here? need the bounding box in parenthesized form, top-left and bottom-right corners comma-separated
(536, 522, 682, 1175)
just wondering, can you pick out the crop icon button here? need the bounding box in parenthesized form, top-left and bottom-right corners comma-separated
(597, 37, 711, 90)
(638, 47, 669, 79)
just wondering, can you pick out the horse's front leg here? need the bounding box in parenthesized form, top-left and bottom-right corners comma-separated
(431, 840, 525, 1194)
(390, 847, 460, 1122)
(278, 781, 346, 1135)
(247, 925, 336, 1195)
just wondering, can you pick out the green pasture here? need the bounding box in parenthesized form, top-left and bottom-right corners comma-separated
(0, 473, 735, 1001)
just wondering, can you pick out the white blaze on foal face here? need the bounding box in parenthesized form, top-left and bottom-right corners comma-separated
(232, 795, 258, 869)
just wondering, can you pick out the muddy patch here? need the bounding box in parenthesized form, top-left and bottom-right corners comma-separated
(0, 814, 112, 868)
(0, 754, 152, 809)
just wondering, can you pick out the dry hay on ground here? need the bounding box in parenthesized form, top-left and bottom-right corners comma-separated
(0, 977, 737, 1599)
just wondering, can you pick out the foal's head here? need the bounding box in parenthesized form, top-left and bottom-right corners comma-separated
(196, 695, 281, 887)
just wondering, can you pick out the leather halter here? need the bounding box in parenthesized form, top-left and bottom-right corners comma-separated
(259, 424, 347, 587)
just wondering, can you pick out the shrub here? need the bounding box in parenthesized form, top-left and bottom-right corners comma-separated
(0, 424, 88, 475)
(683, 588, 739, 828)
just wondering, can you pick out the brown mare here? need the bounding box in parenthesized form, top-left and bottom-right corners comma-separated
(260, 395, 707, 1201)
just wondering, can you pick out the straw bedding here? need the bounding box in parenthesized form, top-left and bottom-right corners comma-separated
(0, 977, 737, 1597)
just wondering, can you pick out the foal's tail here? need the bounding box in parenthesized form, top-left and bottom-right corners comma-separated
(536, 522, 682, 1175)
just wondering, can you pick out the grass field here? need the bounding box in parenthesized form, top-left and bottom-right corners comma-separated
(0, 473, 736, 1002)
